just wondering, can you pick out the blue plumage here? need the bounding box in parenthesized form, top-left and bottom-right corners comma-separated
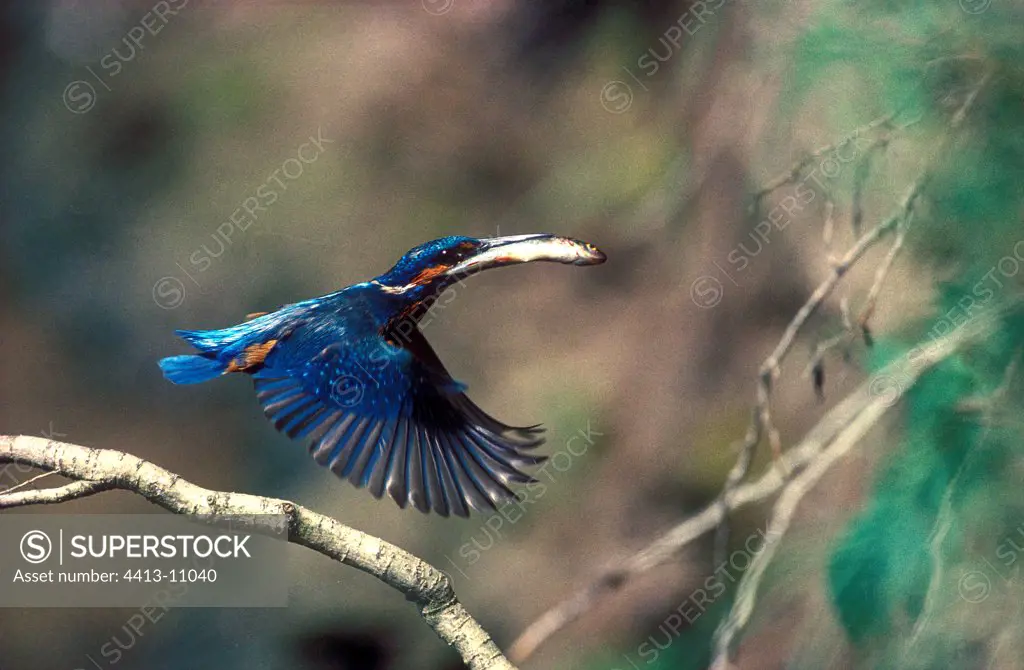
(158, 355, 226, 384)
(159, 233, 605, 516)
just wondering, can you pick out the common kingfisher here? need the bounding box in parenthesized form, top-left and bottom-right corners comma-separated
(159, 234, 606, 517)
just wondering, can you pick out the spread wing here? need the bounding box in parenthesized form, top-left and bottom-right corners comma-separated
(251, 325, 545, 517)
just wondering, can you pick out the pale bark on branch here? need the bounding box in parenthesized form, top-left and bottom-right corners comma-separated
(0, 435, 518, 670)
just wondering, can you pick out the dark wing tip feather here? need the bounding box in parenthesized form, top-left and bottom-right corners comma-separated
(383, 416, 411, 505)
(367, 417, 401, 499)
(432, 433, 469, 518)
(406, 427, 431, 513)
(439, 432, 495, 515)
(252, 361, 547, 517)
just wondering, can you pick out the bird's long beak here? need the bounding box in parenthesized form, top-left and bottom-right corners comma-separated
(445, 234, 606, 276)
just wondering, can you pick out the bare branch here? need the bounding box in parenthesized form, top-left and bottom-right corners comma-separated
(749, 112, 895, 209)
(511, 75, 993, 663)
(851, 114, 923, 236)
(712, 186, 912, 562)
(515, 135, 914, 661)
(708, 71, 993, 668)
(711, 362, 914, 668)
(0, 479, 113, 508)
(822, 197, 836, 259)
(0, 436, 518, 670)
(857, 208, 912, 328)
(508, 307, 996, 663)
(806, 77, 987, 378)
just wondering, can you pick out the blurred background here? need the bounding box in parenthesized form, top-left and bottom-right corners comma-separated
(2, 1, 1023, 668)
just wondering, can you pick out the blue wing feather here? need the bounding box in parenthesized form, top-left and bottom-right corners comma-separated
(158, 355, 225, 384)
(233, 305, 545, 516)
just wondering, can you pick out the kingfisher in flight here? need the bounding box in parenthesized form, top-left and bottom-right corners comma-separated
(159, 234, 606, 517)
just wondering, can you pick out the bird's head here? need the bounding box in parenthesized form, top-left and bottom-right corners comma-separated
(374, 234, 606, 302)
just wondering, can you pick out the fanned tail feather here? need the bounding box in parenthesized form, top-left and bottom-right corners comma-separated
(159, 355, 226, 384)
(161, 322, 274, 384)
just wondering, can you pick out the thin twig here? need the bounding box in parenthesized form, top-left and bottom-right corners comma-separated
(808, 200, 915, 376)
(851, 139, 884, 236)
(0, 479, 113, 507)
(0, 470, 57, 496)
(749, 112, 895, 211)
(858, 209, 913, 327)
(804, 331, 851, 381)
(903, 348, 1021, 658)
(822, 197, 836, 259)
(850, 115, 922, 236)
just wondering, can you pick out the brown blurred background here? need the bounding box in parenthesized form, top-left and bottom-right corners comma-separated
(0, 1, 948, 669)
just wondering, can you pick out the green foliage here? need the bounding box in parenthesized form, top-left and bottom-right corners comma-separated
(786, 0, 1024, 665)
(829, 307, 1024, 666)
(829, 346, 979, 642)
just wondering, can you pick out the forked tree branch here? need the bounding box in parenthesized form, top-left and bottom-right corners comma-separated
(510, 74, 992, 664)
(707, 309, 1003, 668)
(0, 436, 518, 670)
(508, 308, 997, 663)
(509, 134, 908, 663)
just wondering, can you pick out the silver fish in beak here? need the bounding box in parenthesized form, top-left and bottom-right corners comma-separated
(445, 234, 606, 276)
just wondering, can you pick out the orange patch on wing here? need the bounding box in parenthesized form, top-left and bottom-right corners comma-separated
(245, 311, 269, 321)
(226, 339, 278, 373)
(409, 264, 448, 285)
